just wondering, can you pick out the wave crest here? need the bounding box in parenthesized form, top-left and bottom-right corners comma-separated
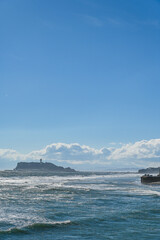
(0, 220, 71, 235)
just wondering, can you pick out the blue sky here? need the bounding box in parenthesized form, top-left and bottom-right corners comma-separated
(1, 0, 160, 169)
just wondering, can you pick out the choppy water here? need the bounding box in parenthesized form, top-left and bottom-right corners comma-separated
(0, 171, 160, 240)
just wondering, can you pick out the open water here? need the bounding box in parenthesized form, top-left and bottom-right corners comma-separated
(0, 171, 160, 240)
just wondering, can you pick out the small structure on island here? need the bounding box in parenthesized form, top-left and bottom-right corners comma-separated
(40, 159, 43, 164)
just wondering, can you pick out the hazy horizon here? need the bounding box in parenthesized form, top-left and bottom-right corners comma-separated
(1, 139, 160, 171)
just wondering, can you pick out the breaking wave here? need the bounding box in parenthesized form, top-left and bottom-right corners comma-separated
(0, 220, 71, 235)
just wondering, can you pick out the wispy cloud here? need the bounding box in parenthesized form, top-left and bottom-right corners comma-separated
(75, 0, 100, 9)
(81, 15, 131, 28)
(79, 12, 160, 30)
(106, 16, 160, 29)
(9, 54, 23, 61)
(41, 19, 56, 30)
(1, 139, 160, 170)
(135, 19, 160, 28)
(107, 18, 125, 26)
(82, 15, 104, 27)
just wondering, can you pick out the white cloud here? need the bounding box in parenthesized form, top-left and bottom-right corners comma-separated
(0, 149, 24, 161)
(108, 139, 160, 160)
(27, 143, 109, 162)
(1, 139, 160, 170)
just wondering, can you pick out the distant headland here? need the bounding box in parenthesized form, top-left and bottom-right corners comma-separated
(14, 159, 76, 172)
(138, 167, 160, 174)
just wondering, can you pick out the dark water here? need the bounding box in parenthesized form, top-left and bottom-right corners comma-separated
(0, 171, 160, 240)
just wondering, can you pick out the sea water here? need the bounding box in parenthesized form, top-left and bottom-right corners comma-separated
(0, 171, 160, 240)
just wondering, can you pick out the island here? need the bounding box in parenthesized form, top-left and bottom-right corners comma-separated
(14, 159, 76, 172)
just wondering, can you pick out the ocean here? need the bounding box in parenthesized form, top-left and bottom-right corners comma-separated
(0, 171, 160, 240)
